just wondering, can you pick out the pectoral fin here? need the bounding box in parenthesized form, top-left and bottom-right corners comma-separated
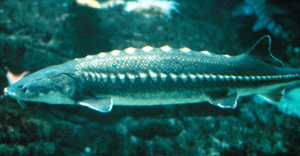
(79, 98, 113, 113)
(261, 87, 285, 103)
(208, 91, 239, 108)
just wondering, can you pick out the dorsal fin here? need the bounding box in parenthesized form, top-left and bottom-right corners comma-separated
(246, 35, 284, 67)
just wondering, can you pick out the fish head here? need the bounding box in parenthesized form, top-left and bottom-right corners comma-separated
(4, 66, 79, 105)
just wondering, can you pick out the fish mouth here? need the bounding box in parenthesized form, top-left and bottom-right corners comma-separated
(4, 87, 17, 98)
(4, 87, 8, 94)
(4, 87, 27, 108)
(4, 85, 27, 99)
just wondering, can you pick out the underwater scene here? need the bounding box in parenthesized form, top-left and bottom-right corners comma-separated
(0, 0, 300, 155)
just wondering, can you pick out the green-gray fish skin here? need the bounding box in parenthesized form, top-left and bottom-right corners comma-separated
(4, 35, 300, 113)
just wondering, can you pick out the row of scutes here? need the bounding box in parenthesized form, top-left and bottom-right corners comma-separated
(96, 46, 190, 58)
(78, 70, 300, 84)
(80, 46, 221, 59)
(77, 46, 238, 60)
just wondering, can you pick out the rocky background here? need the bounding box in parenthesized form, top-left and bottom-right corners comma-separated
(0, 0, 299, 155)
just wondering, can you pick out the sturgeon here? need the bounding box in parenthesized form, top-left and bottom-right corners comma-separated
(4, 35, 300, 113)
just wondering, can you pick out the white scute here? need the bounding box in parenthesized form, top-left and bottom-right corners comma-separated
(180, 47, 191, 53)
(160, 73, 167, 82)
(237, 76, 243, 81)
(86, 55, 93, 59)
(197, 74, 204, 80)
(211, 74, 217, 81)
(266, 76, 272, 80)
(180, 73, 188, 83)
(95, 72, 101, 81)
(222, 54, 231, 57)
(127, 73, 136, 84)
(189, 74, 196, 82)
(204, 74, 210, 80)
(160, 45, 172, 52)
(89, 72, 97, 82)
(224, 75, 231, 81)
(244, 76, 250, 81)
(149, 70, 158, 82)
(142, 46, 153, 52)
(118, 73, 126, 83)
(283, 75, 289, 79)
(256, 76, 262, 81)
(98, 53, 106, 57)
(83, 71, 89, 80)
(218, 75, 225, 81)
(125, 47, 136, 54)
(110, 73, 116, 84)
(230, 75, 237, 81)
(201, 50, 211, 55)
(170, 73, 178, 82)
(111, 50, 121, 56)
(139, 72, 147, 83)
(101, 73, 108, 82)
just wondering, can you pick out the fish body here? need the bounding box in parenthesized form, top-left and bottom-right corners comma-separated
(232, 0, 292, 41)
(4, 35, 300, 113)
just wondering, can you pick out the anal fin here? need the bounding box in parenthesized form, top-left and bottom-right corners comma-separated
(261, 87, 286, 103)
(208, 91, 239, 109)
(79, 98, 113, 113)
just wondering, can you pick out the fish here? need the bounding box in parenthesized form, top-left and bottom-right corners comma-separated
(4, 35, 300, 113)
(232, 0, 293, 42)
(75, 0, 180, 19)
